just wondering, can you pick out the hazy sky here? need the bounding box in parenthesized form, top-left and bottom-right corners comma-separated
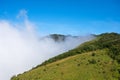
(0, 0, 120, 35)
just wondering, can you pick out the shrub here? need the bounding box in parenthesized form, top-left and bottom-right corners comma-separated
(77, 63, 80, 66)
(56, 63, 59, 66)
(88, 59, 96, 64)
(43, 69, 46, 72)
(91, 52, 95, 56)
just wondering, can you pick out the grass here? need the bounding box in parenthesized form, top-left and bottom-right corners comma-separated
(11, 49, 119, 80)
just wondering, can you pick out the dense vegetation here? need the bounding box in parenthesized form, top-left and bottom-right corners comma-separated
(11, 33, 120, 80)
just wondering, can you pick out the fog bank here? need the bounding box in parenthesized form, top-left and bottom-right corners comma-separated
(0, 18, 95, 80)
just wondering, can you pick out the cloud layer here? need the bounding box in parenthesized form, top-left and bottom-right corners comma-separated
(0, 10, 95, 80)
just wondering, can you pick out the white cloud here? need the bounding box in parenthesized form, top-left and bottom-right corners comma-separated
(16, 9, 28, 19)
(0, 10, 95, 80)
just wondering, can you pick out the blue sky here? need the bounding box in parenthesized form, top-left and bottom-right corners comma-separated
(0, 0, 120, 35)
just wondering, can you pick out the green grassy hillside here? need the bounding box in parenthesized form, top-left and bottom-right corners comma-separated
(11, 33, 120, 80)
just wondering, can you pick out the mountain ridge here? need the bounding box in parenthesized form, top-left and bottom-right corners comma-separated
(11, 32, 120, 80)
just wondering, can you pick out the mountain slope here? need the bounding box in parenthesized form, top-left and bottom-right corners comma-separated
(11, 33, 120, 80)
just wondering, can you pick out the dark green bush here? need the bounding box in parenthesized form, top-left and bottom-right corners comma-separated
(91, 53, 96, 56)
(88, 59, 96, 64)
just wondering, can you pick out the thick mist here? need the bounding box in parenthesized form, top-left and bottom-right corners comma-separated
(0, 11, 95, 80)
